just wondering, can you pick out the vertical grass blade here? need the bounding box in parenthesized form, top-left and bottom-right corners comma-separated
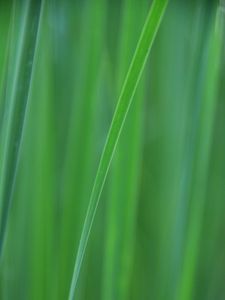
(0, 0, 43, 257)
(177, 3, 224, 299)
(102, 0, 147, 298)
(68, 0, 168, 299)
(59, 0, 106, 297)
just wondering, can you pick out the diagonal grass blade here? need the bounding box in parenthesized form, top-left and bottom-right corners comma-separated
(0, 0, 43, 257)
(68, 0, 168, 299)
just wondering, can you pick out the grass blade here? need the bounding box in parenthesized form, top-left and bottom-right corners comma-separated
(0, 0, 43, 257)
(59, 0, 107, 297)
(177, 3, 225, 299)
(102, 0, 147, 298)
(68, 0, 168, 298)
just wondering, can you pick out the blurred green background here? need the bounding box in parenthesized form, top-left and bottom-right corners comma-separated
(0, 0, 225, 299)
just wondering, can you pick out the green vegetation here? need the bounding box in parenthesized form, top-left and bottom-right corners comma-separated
(0, 0, 224, 300)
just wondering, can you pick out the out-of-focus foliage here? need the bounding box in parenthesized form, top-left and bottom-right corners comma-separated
(0, 0, 224, 300)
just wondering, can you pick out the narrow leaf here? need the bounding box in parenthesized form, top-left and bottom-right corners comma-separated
(0, 0, 43, 257)
(68, 0, 168, 298)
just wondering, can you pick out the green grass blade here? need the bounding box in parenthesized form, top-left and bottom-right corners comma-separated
(68, 0, 168, 299)
(0, 0, 43, 257)
(177, 3, 224, 300)
(59, 0, 106, 297)
(102, 0, 147, 298)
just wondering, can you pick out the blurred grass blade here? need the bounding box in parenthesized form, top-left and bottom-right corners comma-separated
(177, 3, 225, 300)
(0, 0, 43, 257)
(59, 0, 106, 297)
(102, 0, 147, 298)
(68, 0, 168, 298)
